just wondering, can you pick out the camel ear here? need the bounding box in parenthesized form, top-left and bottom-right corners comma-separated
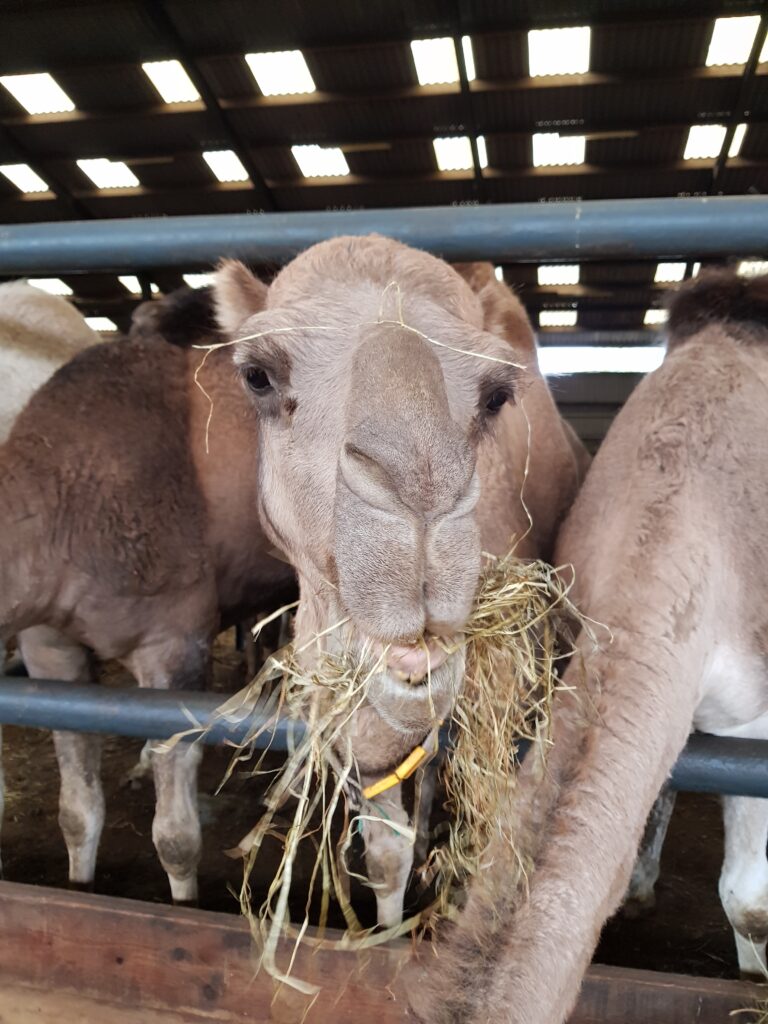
(213, 259, 268, 336)
(454, 261, 536, 357)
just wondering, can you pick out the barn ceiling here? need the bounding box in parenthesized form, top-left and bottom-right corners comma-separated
(0, 0, 766, 443)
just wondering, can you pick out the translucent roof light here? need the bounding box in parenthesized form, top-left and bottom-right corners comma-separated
(85, 316, 118, 332)
(183, 273, 214, 288)
(141, 60, 200, 103)
(202, 149, 249, 183)
(0, 72, 75, 114)
(410, 37, 460, 85)
(0, 163, 50, 193)
(461, 36, 477, 80)
(682, 123, 747, 161)
(291, 144, 349, 177)
(644, 309, 668, 325)
(528, 26, 591, 76)
(532, 132, 586, 166)
(538, 264, 580, 286)
(118, 275, 159, 295)
(654, 262, 686, 283)
(729, 122, 747, 157)
(29, 278, 72, 295)
(433, 135, 488, 171)
(538, 346, 665, 375)
(737, 260, 768, 277)
(245, 50, 316, 96)
(77, 158, 139, 189)
(539, 310, 578, 328)
(705, 15, 760, 66)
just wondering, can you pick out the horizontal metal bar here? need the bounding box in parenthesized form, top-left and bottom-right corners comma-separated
(0, 678, 765, 798)
(0, 677, 291, 748)
(537, 330, 661, 346)
(0, 197, 767, 274)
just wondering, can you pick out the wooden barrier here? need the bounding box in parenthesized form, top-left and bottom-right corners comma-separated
(0, 881, 762, 1023)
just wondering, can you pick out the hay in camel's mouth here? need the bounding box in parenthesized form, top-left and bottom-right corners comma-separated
(186, 547, 587, 995)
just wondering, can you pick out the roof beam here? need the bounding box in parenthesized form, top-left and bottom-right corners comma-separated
(712, 13, 768, 187)
(137, 0, 276, 212)
(0, 64, 750, 129)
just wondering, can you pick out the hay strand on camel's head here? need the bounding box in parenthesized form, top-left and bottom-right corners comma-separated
(199, 546, 586, 992)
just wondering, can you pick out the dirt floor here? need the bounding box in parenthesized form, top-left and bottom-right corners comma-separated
(0, 632, 740, 979)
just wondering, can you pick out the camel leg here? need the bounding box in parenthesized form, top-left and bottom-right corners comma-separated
(624, 785, 677, 916)
(360, 779, 414, 928)
(125, 635, 210, 904)
(18, 626, 104, 887)
(720, 795, 768, 978)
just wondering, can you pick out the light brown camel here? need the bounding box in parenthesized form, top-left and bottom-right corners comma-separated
(408, 269, 768, 1021)
(0, 284, 295, 900)
(212, 236, 589, 925)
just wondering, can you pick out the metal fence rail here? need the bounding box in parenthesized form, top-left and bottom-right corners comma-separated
(0, 196, 767, 273)
(0, 677, 766, 799)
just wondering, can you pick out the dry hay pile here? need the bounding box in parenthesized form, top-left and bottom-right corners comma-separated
(189, 547, 587, 995)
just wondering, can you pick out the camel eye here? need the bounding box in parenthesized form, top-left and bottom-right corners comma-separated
(244, 366, 273, 394)
(485, 389, 508, 414)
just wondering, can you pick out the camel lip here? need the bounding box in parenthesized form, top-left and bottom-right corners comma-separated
(367, 635, 457, 685)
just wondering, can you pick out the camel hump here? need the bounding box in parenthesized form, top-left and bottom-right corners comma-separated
(130, 284, 220, 348)
(668, 269, 768, 347)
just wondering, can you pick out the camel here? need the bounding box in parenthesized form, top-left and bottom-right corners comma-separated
(0, 281, 99, 439)
(211, 237, 589, 925)
(408, 269, 768, 1022)
(0, 283, 295, 900)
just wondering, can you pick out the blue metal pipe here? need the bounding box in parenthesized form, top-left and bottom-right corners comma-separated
(0, 677, 766, 797)
(0, 197, 767, 274)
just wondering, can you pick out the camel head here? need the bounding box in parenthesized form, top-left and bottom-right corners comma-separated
(212, 236, 534, 768)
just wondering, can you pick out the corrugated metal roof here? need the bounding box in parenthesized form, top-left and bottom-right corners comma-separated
(0, 0, 765, 340)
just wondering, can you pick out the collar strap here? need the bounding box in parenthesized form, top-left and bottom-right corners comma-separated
(361, 721, 442, 801)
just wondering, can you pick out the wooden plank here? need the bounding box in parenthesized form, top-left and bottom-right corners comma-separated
(0, 880, 762, 1024)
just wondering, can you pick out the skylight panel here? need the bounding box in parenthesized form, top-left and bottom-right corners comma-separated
(410, 37, 460, 85)
(433, 136, 487, 171)
(528, 26, 591, 77)
(729, 123, 747, 157)
(244, 50, 316, 96)
(683, 124, 726, 160)
(85, 316, 118, 332)
(202, 150, 249, 182)
(0, 163, 50, 193)
(461, 36, 477, 80)
(539, 310, 577, 328)
(537, 265, 580, 286)
(494, 266, 504, 282)
(118, 275, 159, 295)
(654, 262, 686, 283)
(705, 15, 760, 66)
(77, 158, 139, 189)
(538, 346, 665, 375)
(737, 259, 768, 277)
(29, 278, 72, 295)
(644, 309, 668, 326)
(532, 133, 586, 167)
(0, 72, 75, 114)
(291, 144, 349, 177)
(141, 60, 200, 103)
(183, 273, 214, 288)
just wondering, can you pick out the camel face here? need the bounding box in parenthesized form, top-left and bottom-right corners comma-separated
(215, 238, 521, 741)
